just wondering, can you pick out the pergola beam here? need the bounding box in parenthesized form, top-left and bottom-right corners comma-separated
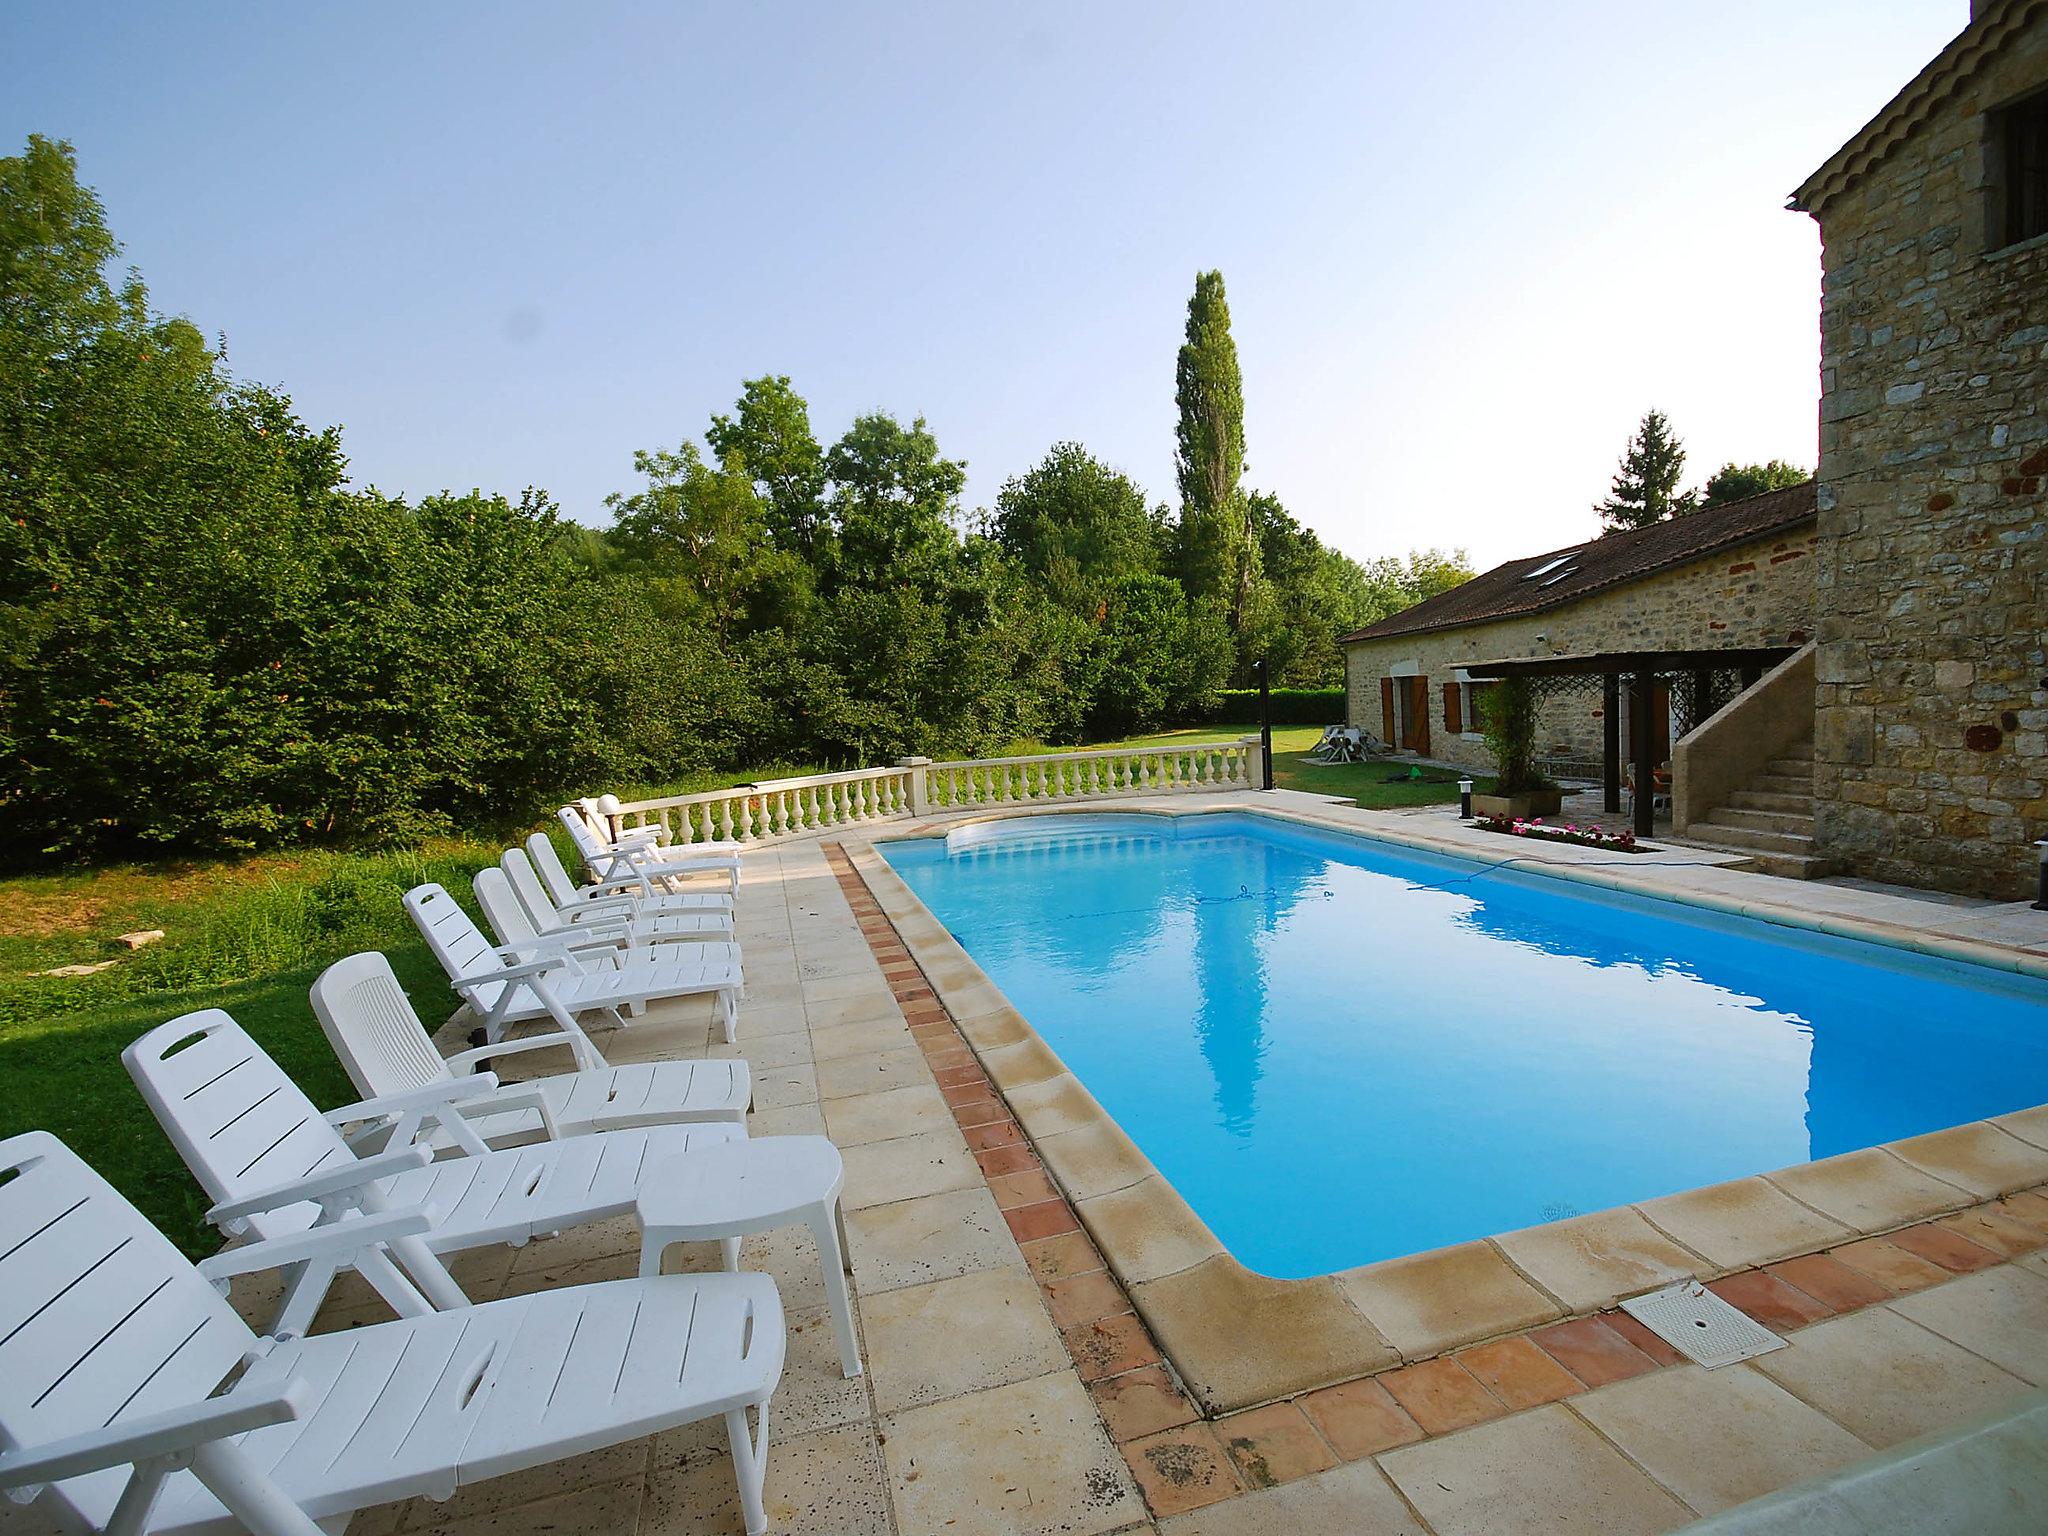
(1461, 646, 1796, 681)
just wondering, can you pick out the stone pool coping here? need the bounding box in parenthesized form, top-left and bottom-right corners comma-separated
(838, 795, 2048, 1414)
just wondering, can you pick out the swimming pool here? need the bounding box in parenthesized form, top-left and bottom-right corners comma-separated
(881, 812, 2048, 1278)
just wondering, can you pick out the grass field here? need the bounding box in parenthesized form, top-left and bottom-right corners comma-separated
(1014, 723, 1492, 808)
(0, 726, 1483, 1253)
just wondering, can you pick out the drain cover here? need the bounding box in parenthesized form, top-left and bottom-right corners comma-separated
(1619, 1280, 1786, 1368)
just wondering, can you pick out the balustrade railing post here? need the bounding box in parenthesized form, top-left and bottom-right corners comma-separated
(1239, 733, 1267, 790)
(896, 756, 932, 816)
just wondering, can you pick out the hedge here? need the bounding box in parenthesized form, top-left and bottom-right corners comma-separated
(1193, 688, 1347, 726)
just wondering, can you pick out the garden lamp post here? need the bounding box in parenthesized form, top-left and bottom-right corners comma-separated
(1459, 778, 1474, 818)
(2034, 839, 2048, 911)
(1256, 660, 1273, 790)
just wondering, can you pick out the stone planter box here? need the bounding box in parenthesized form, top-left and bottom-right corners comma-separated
(1471, 789, 1564, 820)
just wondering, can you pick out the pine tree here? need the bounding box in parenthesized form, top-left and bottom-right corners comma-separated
(1173, 270, 1257, 638)
(1595, 409, 1694, 533)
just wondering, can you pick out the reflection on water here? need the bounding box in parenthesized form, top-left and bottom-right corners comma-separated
(884, 814, 2048, 1277)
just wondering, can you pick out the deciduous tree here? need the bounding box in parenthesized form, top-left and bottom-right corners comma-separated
(824, 411, 966, 591)
(706, 375, 829, 560)
(990, 442, 1163, 613)
(1700, 459, 1807, 508)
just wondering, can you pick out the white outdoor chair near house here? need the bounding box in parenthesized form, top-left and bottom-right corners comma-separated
(0, 1130, 785, 1536)
(525, 831, 734, 917)
(311, 951, 750, 1150)
(123, 1011, 750, 1340)
(558, 804, 742, 897)
(406, 881, 744, 1045)
(1308, 725, 1365, 763)
(493, 853, 734, 947)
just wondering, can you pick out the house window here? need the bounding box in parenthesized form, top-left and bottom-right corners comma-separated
(1994, 87, 2048, 249)
(1458, 679, 1498, 734)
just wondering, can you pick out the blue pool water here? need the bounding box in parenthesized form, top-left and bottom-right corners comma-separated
(881, 812, 2048, 1278)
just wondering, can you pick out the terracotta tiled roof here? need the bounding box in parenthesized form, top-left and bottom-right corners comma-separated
(1790, 0, 2044, 217)
(1339, 481, 1816, 645)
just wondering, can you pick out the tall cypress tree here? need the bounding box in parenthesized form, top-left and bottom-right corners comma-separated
(1595, 409, 1694, 533)
(1173, 271, 1257, 639)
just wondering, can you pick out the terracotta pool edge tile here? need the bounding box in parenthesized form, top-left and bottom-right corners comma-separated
(1886, 1218, 2005, 1273)
(1120, 1422, 1244, 1517)
(832, 840, 1212, 1498)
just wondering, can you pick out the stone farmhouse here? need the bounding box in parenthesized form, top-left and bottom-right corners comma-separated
(1343, 0, 2047, 899)
(1340, 484, 1815, 780)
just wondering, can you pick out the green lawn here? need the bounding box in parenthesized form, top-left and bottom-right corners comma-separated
(1013, 723, 1492, 809)
(1, 726, 1482, 1254)
(0, 838, 523, 1255)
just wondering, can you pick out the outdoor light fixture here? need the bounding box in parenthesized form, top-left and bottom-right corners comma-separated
(1459, 777, 1474, 818)
(2034, 840, 2048, 911)
(1256, 659, 1274, 791)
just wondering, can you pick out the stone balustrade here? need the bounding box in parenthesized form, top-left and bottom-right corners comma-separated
(609, 735, 1264, 848)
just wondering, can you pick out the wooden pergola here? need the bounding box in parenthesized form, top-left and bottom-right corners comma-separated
(1462, 647, 1797, 835)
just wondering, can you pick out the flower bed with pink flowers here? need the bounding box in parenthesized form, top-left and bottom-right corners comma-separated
(1476, 813, 1653, 852)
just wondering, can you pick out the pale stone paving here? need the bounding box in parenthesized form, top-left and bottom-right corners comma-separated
(116, 825, 2048, 1536)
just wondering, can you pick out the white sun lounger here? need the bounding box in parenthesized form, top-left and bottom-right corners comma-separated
(525, 831, 734, 916)
(405, 882, 743, 1044)
(479, 862, 731, 956)
(502, 845, 734, 942)
(123, 1011, 747, 1339)
(0, 1130, 784, 1536)
(310, 951, 750, 1150)
(559, 805, 742, 896)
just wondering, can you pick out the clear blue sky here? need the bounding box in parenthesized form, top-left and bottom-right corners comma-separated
(3, 2, 1963, 569)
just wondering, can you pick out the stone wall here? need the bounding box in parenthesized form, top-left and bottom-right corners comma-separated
(1808, 15, 2048, 899)
(1342, 528, 1816, 775)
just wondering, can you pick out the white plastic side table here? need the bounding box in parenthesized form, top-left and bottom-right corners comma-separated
(637, 1134, 861, 1378)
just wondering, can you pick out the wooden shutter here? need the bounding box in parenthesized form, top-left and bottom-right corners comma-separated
(1380, 677, 1396, 743)
(1411, 676, 1431, 755)
(1442, 682, 1462, 735)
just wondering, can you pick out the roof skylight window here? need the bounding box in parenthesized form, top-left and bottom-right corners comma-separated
(1523, 554, 1577, 581)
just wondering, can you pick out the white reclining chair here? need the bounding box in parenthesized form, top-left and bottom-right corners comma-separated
(311, 951, 750, 1150)
(502, 845, 733, 941)
(525, 831, 733, 916)
(0, 1130, 785, 1536)
(578, 794, 743, 856)
(479, 863, 731, 956)
(405, 882, 743, 1045)
(123, 1011, 747, 1339)
(559, 805, 741, 897)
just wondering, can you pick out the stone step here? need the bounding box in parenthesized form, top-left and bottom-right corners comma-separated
(1705, 806, 1817, 836)
(1749, 772, 1815, 796)
(1745, 849, 1831, 880)
(1764, 758, 1817, 780)
(1683, 822, 1818, 857)
(1727, 788, 1816, 815)
(1776, 739, 1815, 760)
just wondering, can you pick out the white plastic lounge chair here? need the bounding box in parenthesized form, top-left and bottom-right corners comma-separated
(487, 857, 733, 949)
(578, 795, 743, 855)
(311, 951, 751, 1149)
(0, 1130, 784, 1536)
(525, 831, 733, 916)
(406, 881, 743, 1044)
(123, 1011, 748, 1339)
(558, 805, 742, 896)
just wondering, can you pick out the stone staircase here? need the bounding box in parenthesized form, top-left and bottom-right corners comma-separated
(1680, 737, 1825, 878)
